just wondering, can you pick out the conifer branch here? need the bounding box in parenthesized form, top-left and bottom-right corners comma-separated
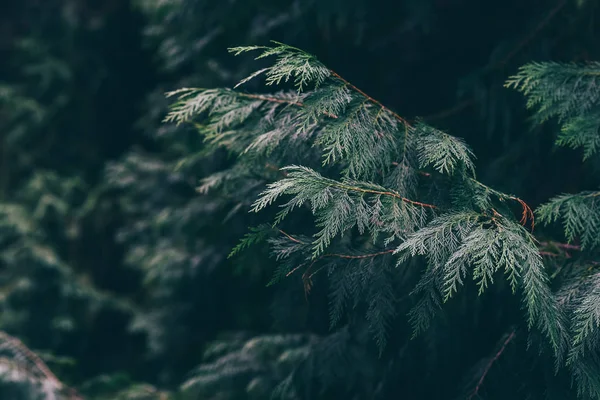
(266, 161, 435, 207)
(167, 42, 571, 367)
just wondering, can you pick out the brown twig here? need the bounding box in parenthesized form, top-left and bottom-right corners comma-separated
(240, 66, 415, 127)
(332, 182, 436, 209)
(468, 330, 516, 400)
(516, 198, 535, 231)
(489, 208, 503, 228)
(391, 163, 534, 229)
(301, 259, 319, 300)
(325, 248, 396, 260)
(469, 178, 535, 230)
(277, 229, 396, 262)
(298, 247, 397, 299)
(278, 229, 305, 244)
(329, 70, 412, 127)
(265, 163, 437, 209)
(286, 263, 306, 277)
(276, 228, 397, 297)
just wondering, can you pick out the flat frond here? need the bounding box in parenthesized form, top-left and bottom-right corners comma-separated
(229, 42, 331, 92)
(537, 192, 600, 249)
(415, 123, 476, 177)
(507, 61, 600, 159)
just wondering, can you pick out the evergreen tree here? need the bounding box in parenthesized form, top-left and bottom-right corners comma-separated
(2, 0, 600, 398)
(166, 42, 600, 399)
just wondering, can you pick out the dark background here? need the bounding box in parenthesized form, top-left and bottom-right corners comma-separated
(0, 0, 598, 398)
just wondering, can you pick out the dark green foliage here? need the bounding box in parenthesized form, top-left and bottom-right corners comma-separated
(506, 59, 600, 398)
(538, 192, 600, 249)
(169, 43, 563, 353)
(169, 41, 600, 398)
(507, 62, 600, 159)
(0, 0, 154, 397)
(3, 0, 600, 399)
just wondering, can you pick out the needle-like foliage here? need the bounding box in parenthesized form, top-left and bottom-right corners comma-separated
(165, 42, 582, 397)
(508, 60, 600, 398)
(506, 62, 600, 160)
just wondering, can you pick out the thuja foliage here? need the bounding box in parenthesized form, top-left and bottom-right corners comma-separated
(507, 61, 600, 399)
(165, 42, 600, 398)
(507, 62, 600, 161)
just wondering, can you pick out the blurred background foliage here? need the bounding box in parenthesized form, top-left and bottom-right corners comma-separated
(0, 0, 599, 398)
